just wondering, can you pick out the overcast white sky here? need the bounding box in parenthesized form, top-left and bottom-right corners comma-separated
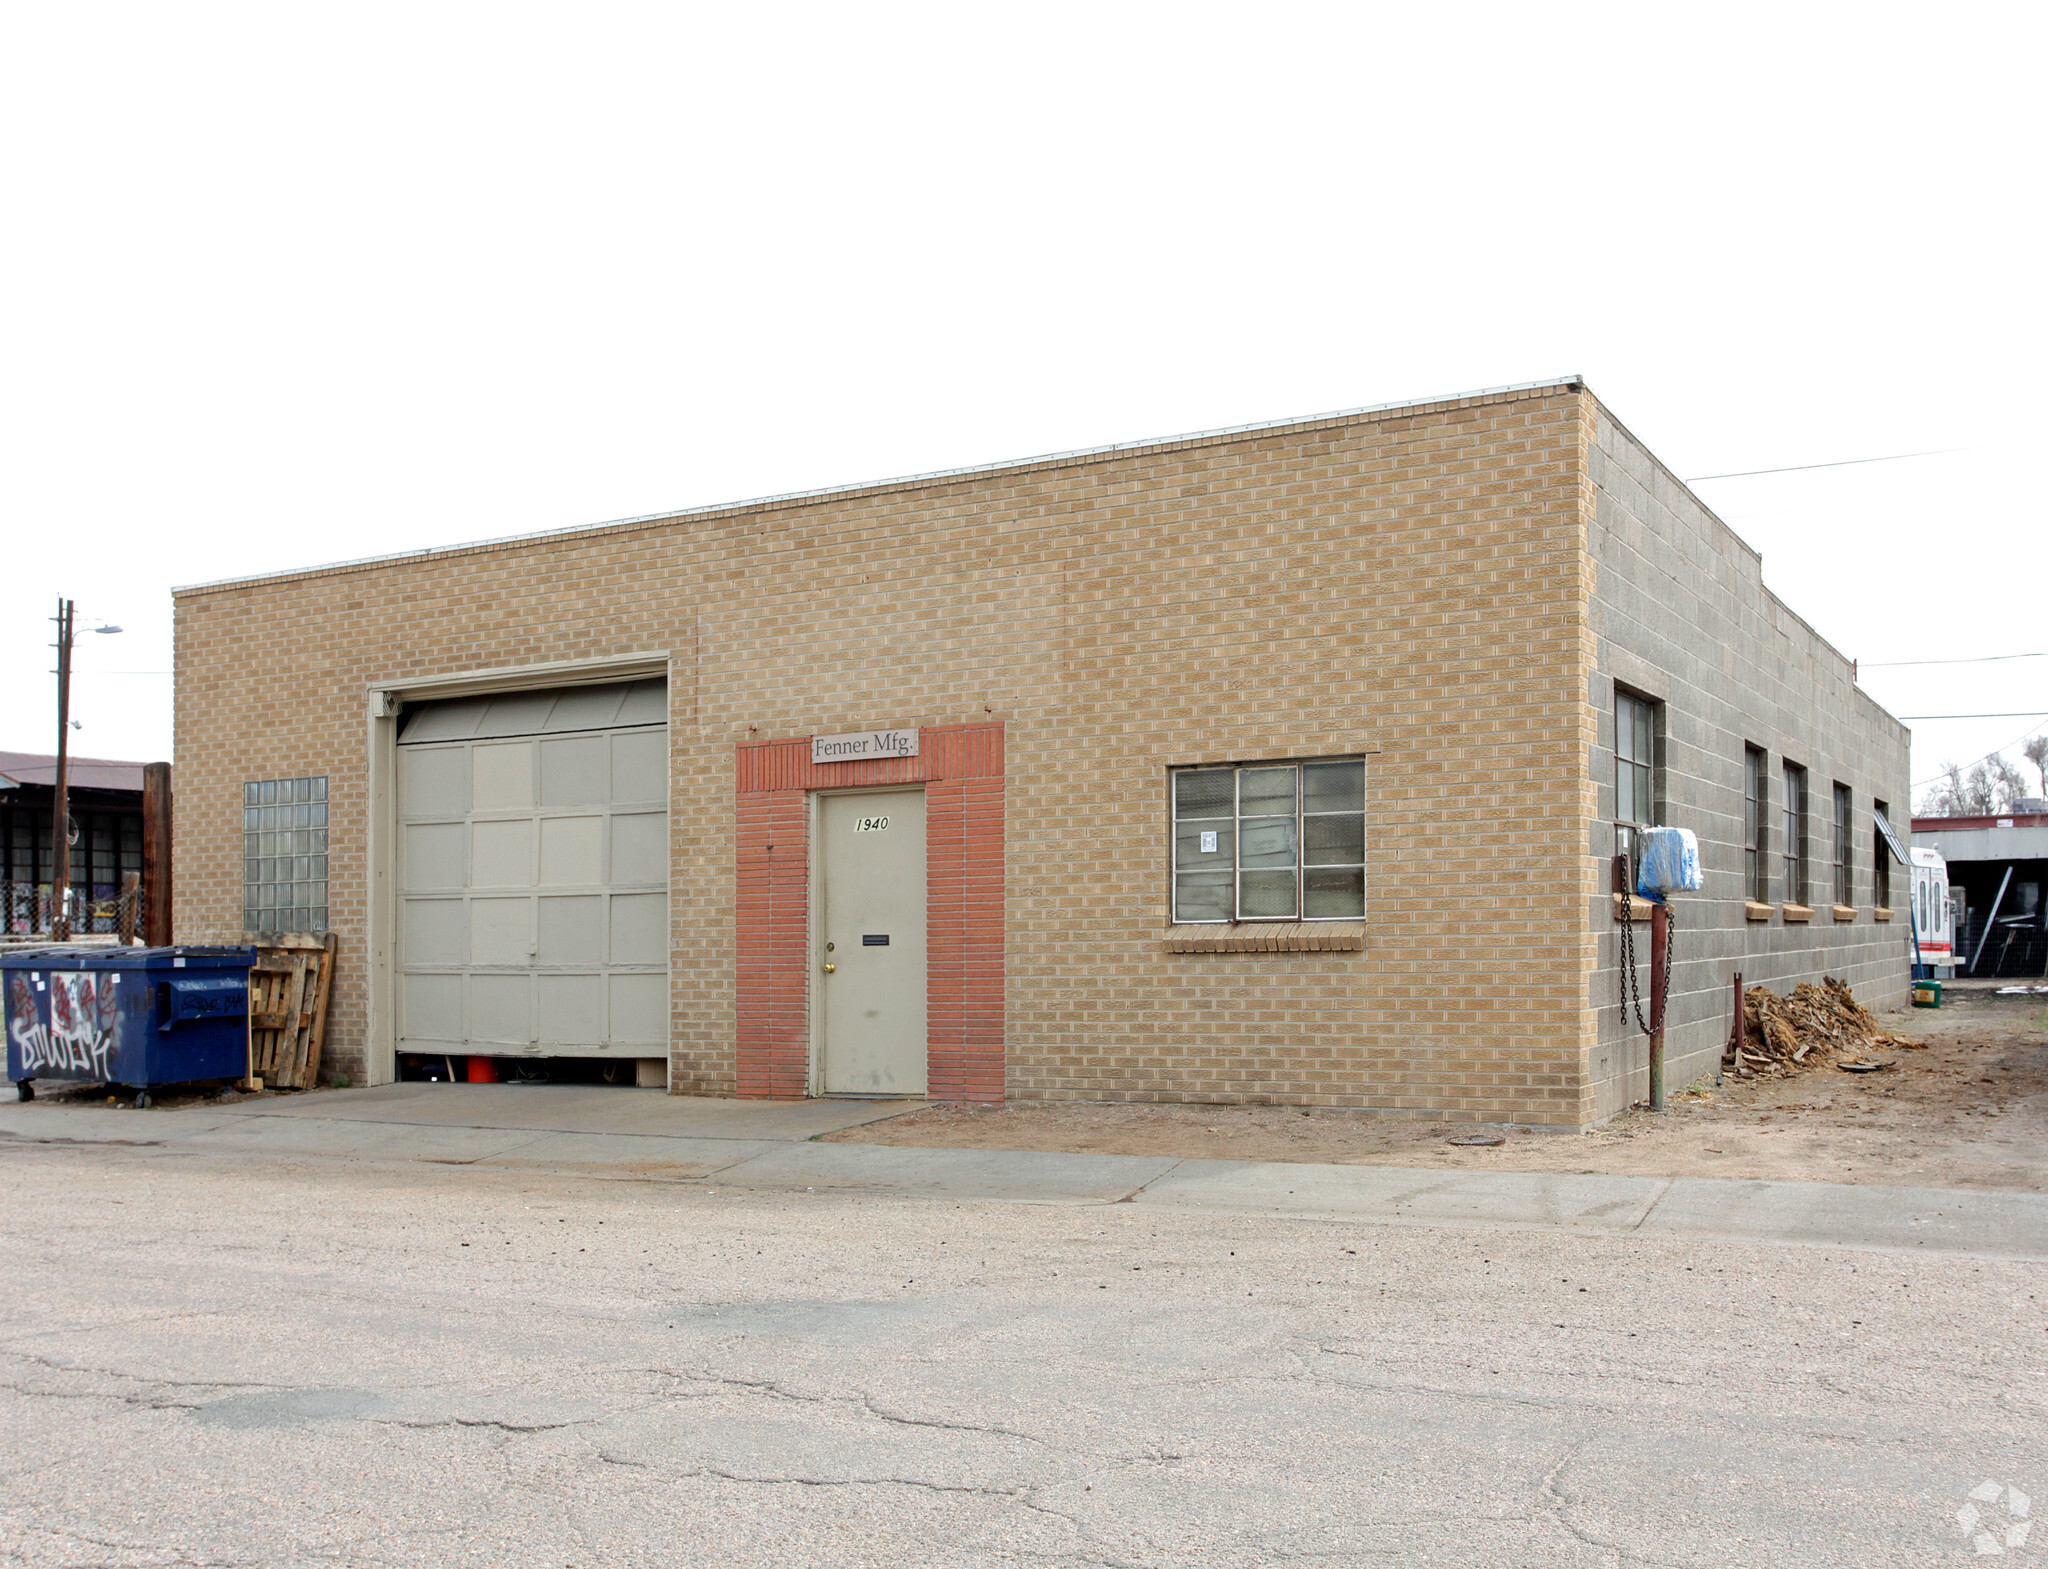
(5, 3, 2042, 809)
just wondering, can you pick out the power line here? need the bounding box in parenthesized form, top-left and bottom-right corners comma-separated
(1685, 447, 1963, 482)
(1899, 711, 2048, 720)
(1862, 652, 2046, 669)
(1912, 718, 2048, 790)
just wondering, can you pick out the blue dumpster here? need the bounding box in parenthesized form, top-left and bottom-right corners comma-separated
(4, 947, 256, 1107)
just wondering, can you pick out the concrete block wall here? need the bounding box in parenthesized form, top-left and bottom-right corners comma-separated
(1585, 409, 1912, 1118)
(172, 382, 1598, 1123)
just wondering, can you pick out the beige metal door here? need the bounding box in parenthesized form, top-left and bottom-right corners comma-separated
(395, 679, 668, 1059)
(819, 789, 926, 1095)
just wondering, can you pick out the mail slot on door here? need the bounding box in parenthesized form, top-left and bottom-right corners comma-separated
(862, 934, 890, 946)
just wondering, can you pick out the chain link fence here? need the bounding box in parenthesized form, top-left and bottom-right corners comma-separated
(2, 880, 144, 939)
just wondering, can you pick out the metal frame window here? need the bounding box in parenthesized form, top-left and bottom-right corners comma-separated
(1873, 798, 1892, 909)
(1832, 782, 1853, 907)
(244, 776, 329, 933)
(1614, 689, 1657, 863)
(1743, 746, 1768, 902)
(1781, 761, 1808, 907)
(1172, 759, 1365, 923)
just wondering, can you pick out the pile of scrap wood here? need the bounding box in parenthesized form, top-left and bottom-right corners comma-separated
(1726, 975, 1920, 1077)
(244, 933, 336, 1090)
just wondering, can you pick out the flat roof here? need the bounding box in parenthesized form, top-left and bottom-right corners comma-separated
(174, 375, 1582, 594)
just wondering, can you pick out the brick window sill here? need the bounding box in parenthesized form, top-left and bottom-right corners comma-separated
(1782, 903, 1815, 923)
(1833, 904, 1858, 922)
(1745, 900, 1775, 922)
(1166, 929, 1364, 954)
(1874, 906, 1893, 922)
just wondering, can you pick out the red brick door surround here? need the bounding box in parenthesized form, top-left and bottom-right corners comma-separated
(734, 723, 1004, 1101)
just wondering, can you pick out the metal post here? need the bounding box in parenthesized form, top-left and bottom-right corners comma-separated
(1648, 900, 1669, 1111)
(1971, 865, 2013, 976)
(1722, 970, 1743, 1086)
(50, 599, 74, 942)
(142, 761, 173, 947)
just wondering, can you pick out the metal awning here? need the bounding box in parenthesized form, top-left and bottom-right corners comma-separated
(1874, 808, 1911, 866)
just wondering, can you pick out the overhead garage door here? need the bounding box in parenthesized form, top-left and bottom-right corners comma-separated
(396, 679, 668, 1059)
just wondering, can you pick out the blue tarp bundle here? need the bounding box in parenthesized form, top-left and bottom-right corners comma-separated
(1636, 826, 1703, 896)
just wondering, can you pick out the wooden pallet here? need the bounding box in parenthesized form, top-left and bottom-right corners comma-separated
(242, 933, 337, 1090)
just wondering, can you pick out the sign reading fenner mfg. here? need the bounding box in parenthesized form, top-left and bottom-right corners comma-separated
(811, 729, 919, 765)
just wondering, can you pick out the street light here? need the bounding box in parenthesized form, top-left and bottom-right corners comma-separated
(48, 600, 121, 942)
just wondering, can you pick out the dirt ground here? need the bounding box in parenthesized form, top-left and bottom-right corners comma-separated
(827, 981, 2048, 1192)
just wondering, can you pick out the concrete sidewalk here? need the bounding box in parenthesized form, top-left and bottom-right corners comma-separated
(3, 1083, 2044, 1261)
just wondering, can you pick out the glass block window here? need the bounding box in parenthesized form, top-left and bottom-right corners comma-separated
(1171, 759, 1366, 922)
(244, 776, 328, 933)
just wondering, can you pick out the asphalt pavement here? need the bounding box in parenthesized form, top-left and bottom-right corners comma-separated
(0, 1086, 2042, 1566)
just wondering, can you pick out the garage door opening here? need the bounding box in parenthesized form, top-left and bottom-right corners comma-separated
(395, 678, 668, 1085)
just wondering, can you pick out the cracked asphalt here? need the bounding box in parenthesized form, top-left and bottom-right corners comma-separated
(0, 1140, 2041, 1567)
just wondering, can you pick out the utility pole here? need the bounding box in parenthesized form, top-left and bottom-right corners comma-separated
(50, 598, 75, 942)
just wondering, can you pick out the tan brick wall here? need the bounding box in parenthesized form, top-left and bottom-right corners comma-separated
(173, 384, 1598, 1123)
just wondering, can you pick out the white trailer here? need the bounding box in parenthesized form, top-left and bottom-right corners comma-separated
(1909, 847, 1954, 976)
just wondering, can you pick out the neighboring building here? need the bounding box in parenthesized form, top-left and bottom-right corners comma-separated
(170, 377, 1911, 1124)
(1911, 807, 2048, 978)
(0, 752, 149, 936)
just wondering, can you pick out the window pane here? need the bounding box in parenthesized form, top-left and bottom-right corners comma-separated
(1304, 866, 1364, 918)
(1303, 761, 1364, 814)
(1174, 871, 1233, 922)
(1239, 870, 1298, 918)
(1634, 700, 1652, 766)
(1616, 767, 1636, 826)
(1237, 767, 1297, 817)
(1303, 813, 1364, 865)
(1239, 816, 1298, 867)
(1174, 769, 1235, 820)
(1174, 820, 1234, 871)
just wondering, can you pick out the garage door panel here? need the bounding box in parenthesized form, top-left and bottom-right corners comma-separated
(472, 819, 533, 887)
(544, 686, 627, 734)
(402, 702, 486, 747)
(400, 747, 469, 815)
(471, 741, 534, 810)
(404, 823, 466, 890)
(608, 973, 667, 1045)
(398, 683, 666, 1060)
(537, 895, 604, 964)
(469, 897, 532, 965)
(539, 816, 603, 885)
(540, 735, 608, 805)
(609, 892, 666, 966)
(611, 813, 667, 884)
(476, 691, 555, 739)
(403, 898, 466, 965)
(469, 975, 532, 1045)
(537, 974, 605, 1044)
(402, 973, 464, 1042)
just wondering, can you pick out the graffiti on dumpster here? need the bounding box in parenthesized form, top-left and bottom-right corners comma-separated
(7, 971, 117, 1078)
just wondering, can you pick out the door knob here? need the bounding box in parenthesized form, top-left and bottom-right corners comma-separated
(823, 962, 835, 974)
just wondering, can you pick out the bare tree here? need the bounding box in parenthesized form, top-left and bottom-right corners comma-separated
(1919, 753, 2031, 816)
(2025, 734, 2048, 796)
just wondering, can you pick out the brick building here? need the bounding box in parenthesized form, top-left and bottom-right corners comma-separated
(171, 377, 1911, 1124)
